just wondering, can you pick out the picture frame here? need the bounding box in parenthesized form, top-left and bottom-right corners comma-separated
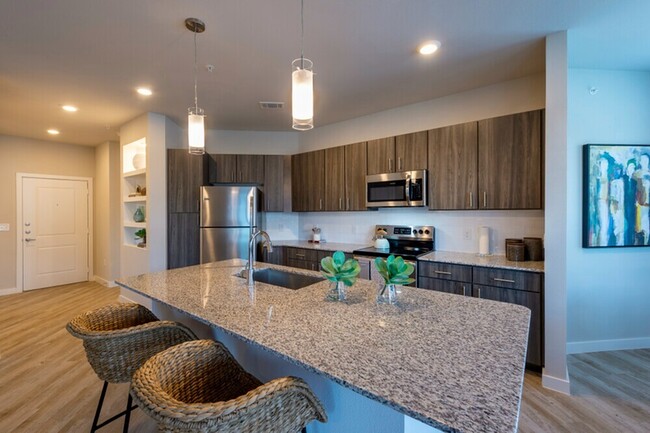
(583, 144, 650, 248)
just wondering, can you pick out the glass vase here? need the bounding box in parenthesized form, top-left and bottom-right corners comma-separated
(133, 206, 145, 223)
(377, 283, 397, 305)
(326, 280, 347, 302)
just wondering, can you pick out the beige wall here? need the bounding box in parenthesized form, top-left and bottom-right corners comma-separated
(0, 135, 96, 291)
(94, 141, 120, 284)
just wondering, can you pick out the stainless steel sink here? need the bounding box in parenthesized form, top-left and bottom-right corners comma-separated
(238, 268, 324, 290)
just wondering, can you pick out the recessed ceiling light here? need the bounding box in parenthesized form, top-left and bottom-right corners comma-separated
(418, 40, 441, 55)
(47, 129, 60, 135)
(136, 87, 153, 96)
(62, 105, 78, 112)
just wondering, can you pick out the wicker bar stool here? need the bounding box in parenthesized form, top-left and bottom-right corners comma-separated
(66, 303, 197, 433)
(130, 339, 327, 433)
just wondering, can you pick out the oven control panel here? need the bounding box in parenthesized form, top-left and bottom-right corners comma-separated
(375, 225, 434, 241)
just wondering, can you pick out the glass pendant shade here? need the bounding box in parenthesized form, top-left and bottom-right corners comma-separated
(188, 107, 205, 155)
(292, 58, 314, 131)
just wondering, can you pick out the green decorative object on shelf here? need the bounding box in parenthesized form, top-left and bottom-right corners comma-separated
(133, 206, 145, 223)
(320, 251, 361, 301)
(374, 255, 414, 304)
(134, 228, 147, 248)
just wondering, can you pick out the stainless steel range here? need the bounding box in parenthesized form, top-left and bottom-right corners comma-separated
(353, 225, 435, 286)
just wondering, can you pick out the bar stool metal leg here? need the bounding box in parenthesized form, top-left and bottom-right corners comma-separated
(91, 381, 109, 433)
(123, 394, 134, 433)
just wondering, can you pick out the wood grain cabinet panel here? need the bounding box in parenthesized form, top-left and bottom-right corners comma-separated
(344, 142, 368, 211)
(291, 150, 325, 212)
(208, 154, 238, 183)
(237, 155, 265, 184)
(263, 155, 288, 212)
(167, 150, 208, 213)
(473, 284, 542, 367)
(367, 137, 396, 174)
(395, 131, 428, 171)
(324, 147, 346, 211)
(472, 267, 542, 293)
(167, 213, 200, 269)
(428, 122, 478, 210)
(419, 261, 473, 282)
(478, 110, 543, 209)
(418, 277, 471, 296)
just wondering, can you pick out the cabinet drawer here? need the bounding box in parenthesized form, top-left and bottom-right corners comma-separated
(419, 277, 470, 296)
(285, 247, 319, 262)
(472, 267, 542, 293)
(286, 258, 317, 271)
(418, 261, 472, 282)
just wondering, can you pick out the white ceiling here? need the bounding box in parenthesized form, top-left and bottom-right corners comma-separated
(1, 0, 649, 146)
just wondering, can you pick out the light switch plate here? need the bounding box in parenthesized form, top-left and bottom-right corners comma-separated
(0, 223, 9, 232)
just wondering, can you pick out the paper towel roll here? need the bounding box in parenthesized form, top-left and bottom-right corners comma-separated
(479, 226, 490, 255)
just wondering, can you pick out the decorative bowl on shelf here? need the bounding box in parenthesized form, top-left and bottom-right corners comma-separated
(132, 152, 146, 170)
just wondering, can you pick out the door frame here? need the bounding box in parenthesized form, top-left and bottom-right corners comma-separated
(16, 173, 94, 292)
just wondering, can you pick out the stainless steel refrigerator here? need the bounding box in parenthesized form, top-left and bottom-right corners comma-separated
(200, 186, 261, 264)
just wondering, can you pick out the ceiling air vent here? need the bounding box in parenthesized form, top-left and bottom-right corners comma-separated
(259, 101, 285, 110)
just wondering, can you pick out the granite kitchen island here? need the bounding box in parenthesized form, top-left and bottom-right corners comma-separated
(117, 259, 530, 433)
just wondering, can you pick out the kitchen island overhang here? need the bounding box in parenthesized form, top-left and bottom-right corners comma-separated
(117, 259, 530, 433)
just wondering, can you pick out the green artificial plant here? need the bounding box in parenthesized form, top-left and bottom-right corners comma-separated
(374, 255, 415, 285)
(320, 251, 361, 286)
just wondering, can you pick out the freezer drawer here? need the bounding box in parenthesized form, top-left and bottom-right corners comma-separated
(200, 227, 255, 263)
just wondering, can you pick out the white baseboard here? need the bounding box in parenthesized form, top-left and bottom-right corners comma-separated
(0, 287, 21, 297)
(542, 373, 571, 395)
(567, 337, 650, 354)
(93, 275, 117, 288)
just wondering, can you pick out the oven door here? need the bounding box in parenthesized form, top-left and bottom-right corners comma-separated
(365, 170, 427, 208)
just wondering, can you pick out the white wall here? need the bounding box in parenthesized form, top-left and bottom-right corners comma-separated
(543, 31, 570, 393)
(566, 68, 650, 353)
(296, 74, 546, 252)
(93, 141, 120, 285)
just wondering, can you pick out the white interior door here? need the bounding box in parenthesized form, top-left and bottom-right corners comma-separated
(22, 177, 89, 291)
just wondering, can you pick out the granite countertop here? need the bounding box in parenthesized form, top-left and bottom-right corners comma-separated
(419, 251, 544, 273)
(117, 260, 530, 433)
(272, 240, 370, 253)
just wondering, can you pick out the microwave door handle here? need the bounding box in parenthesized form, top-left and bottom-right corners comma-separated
(405, 175, 411, 205)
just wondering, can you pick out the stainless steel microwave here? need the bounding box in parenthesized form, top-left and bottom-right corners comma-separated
(365, 170, 427, 208)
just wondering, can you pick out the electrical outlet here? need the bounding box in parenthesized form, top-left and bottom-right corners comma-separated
(463, 228, 472, 240)
(0, 223, 9, 232)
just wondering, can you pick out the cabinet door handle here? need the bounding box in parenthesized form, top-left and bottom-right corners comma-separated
(434, 270, 452, 275)
(346, 197, 350, 210)
(398, 157, 402, 170)
(477, 287, 482, 298)
(295, 253, 306, 258)
(462, 285, 467, 296)
(493, 277, 516, 283)
(319, 198, 323, 210)
(232, 171, 236, 182)
(388, 158, 393, 172)
(483, 191, 487, 208)
(339, 197, 343, 209)
(469, 192, 473, 208)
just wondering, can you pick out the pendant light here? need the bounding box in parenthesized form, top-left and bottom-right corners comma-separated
(186, 18, 206, 155)
(292, 0, 314, 130)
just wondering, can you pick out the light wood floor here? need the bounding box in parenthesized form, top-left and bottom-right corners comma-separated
(0, 282, 648, 433)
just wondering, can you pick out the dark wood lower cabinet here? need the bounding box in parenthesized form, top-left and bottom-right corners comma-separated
(418, 261, 543, 369)
(168, 213, 200, 269)
(473, 284, 542, 368)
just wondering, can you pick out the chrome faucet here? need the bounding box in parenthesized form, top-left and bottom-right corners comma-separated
(247, 230, 273, 287)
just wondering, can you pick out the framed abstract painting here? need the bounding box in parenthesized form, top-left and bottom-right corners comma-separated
(583, 144, 650, 248)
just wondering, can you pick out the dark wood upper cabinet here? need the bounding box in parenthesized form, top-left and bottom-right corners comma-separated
(208, 154, 237, 183)
(344, 142, 367, 211)
(366, 137, 396, 174)
(324, 146, 346, 211)
(395, 131, 428, 171)
(263, 155, 289, 212)
(292, 150, 325, 212)
(428, 122, 478, 210)
(237, 155, 265, 184)
(478, 110, 543, 209)
(167, 149, 208, 213)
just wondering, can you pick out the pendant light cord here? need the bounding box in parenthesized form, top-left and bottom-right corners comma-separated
(300, 0, 304, 68)
(193, 30, 198, 111)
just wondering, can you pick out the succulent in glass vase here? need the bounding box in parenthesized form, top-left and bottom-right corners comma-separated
(320, 251, 360, 301)
(374, 255, 414, 304)
(134, 228, 146, 248)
